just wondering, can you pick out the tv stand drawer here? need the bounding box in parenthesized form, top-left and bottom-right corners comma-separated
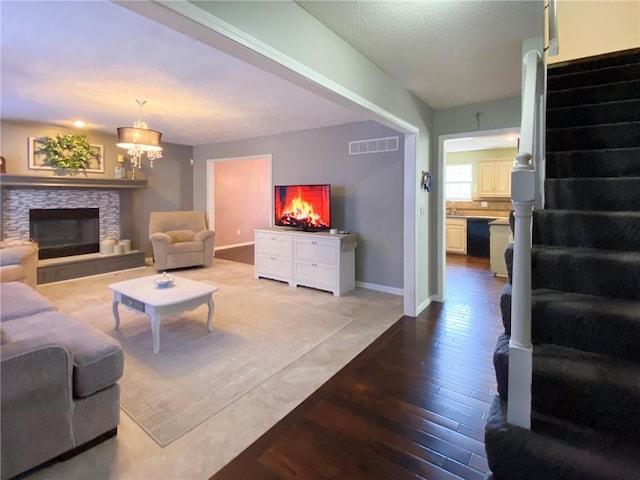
(255, 254, 293, 281)
(294, 261, 337, 293)
(255, 232, 293, 257)
(294, 238, 338, 264)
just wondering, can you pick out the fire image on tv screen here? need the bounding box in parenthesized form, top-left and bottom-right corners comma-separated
(274, 184, 331, 230)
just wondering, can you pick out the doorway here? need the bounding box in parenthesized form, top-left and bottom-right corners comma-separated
(206, 154, 272, 263)
(440, 128, 518, 300)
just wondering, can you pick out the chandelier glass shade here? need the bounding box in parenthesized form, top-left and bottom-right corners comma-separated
(116, 101, 163, 168)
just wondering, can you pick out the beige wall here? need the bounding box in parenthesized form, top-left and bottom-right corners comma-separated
(549, 0, 640, 64)
(213, 156, 270, 248)
(1, 120, 124, 178)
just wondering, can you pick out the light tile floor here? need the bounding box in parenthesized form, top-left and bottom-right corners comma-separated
(25, 258, 403, 480)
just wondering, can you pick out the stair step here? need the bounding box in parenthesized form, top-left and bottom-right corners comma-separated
(547, 79, 640, 109)
(548, 62, 640, 92)
(500, 285, 640, 361)
(493, 334, 640, 439)
(504, 243, 513, 283)
(545, 178, 640, 210)
(545, 148, 640, 178)
(485, 396, 640, 480)
(548, 48, 640, 77)
(547, 99, 640, 129)
(547, 121, 640, 152)
(533, 210, 640, 251)
(488, 47, 640, 480)
(531, 245, 640, 301)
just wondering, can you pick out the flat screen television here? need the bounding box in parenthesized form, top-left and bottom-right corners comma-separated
(274, 184, 331, 231)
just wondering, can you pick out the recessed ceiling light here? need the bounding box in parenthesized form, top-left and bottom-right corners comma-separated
(73, 120, 86, 128)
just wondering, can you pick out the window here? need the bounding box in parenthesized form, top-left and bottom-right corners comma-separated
(446, 164, 472, 200)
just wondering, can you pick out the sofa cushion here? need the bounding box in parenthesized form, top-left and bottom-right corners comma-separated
(149, 211, 207, 236)
(2, 311, 123, 398)
(0, 281, 57, 322)
(0, 264, 25, 284)
(165, 229, 196, 243)
(0, 244, 38, 266)
(169, 241, 203, 254)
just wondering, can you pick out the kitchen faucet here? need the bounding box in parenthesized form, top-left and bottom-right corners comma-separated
(448, 201, 457, 215)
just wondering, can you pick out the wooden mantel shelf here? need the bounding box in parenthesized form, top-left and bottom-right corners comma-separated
(0, 175, 147, 189)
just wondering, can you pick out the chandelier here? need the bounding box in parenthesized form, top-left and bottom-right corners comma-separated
(116, 100, 163, 168)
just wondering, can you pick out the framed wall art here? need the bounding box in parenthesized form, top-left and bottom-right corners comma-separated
(28, 136, 105, 173)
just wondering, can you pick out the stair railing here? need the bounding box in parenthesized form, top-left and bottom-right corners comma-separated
(548, 0, 559, 56)
(508, 49, 542, 429)
(508, 0, 559, 430)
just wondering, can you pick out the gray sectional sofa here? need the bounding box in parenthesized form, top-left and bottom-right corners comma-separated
(0, 282, 123, 480)
(0, 243, 38, 288)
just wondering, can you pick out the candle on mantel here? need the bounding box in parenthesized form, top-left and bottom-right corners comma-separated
(115, 155, 125, 179)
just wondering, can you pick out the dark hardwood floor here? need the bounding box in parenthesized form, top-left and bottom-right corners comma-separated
(215, 244, 254, 265)
(212, 254, 506, 480)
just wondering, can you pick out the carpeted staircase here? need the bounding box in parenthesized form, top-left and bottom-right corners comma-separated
(484, 48, 640, 479)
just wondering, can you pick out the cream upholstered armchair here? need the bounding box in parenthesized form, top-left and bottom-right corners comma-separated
(148, 211, 215, 271)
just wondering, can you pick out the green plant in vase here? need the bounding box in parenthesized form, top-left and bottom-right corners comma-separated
(39, 134, 95, 174)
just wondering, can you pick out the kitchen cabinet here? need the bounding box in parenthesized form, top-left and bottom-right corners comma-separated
(445, 218, 467, 254)
(478, 159, 512, 198)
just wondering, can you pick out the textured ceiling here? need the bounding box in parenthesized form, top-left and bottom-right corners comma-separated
(297, 0, 543, 109)
(1, 1, 542, 147)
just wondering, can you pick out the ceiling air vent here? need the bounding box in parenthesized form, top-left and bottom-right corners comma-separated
(349, 136, 399, 155)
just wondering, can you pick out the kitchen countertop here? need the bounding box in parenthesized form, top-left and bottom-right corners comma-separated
(446, 215, 509, 221)
(489, 218, 511, 226)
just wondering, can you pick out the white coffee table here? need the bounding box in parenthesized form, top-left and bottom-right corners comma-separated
(108, 274, 219, 353)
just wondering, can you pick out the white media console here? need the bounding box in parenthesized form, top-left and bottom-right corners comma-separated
(254, 228, 357, 296)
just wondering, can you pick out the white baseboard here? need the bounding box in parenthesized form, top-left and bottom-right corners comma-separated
(355, 281, 403, 296)
(416, 295, 436, 316)
(215, 241, 254, 251)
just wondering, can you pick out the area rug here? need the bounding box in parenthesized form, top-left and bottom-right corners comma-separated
(71, 264, 356, 447)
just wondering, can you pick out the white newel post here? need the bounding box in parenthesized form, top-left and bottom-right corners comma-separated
(508, 152, 535, 429)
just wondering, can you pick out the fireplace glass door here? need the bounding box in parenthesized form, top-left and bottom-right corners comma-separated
(29, 208, 100, 259)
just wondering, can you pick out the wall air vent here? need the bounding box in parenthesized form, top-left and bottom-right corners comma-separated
(349, 136, 399, 155)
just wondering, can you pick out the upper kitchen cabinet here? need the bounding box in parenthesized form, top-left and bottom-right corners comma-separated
(477, 159, 513, 198)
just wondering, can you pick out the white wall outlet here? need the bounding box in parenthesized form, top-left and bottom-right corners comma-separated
(481, 201, 488, 208)
(236, 229, 241, 235)
(189, 158, 195, 166)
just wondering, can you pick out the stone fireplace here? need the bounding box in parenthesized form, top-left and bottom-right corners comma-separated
(1, 176, 147, 284)
(2, 187, 120, 245)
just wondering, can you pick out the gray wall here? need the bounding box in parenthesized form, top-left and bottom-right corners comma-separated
(194, 121, 404, 290)
(139, 0, 433, 311)
(433, 97, 522, 138)
(124, 140, 194, 256)
(1, 120, 194, 256)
